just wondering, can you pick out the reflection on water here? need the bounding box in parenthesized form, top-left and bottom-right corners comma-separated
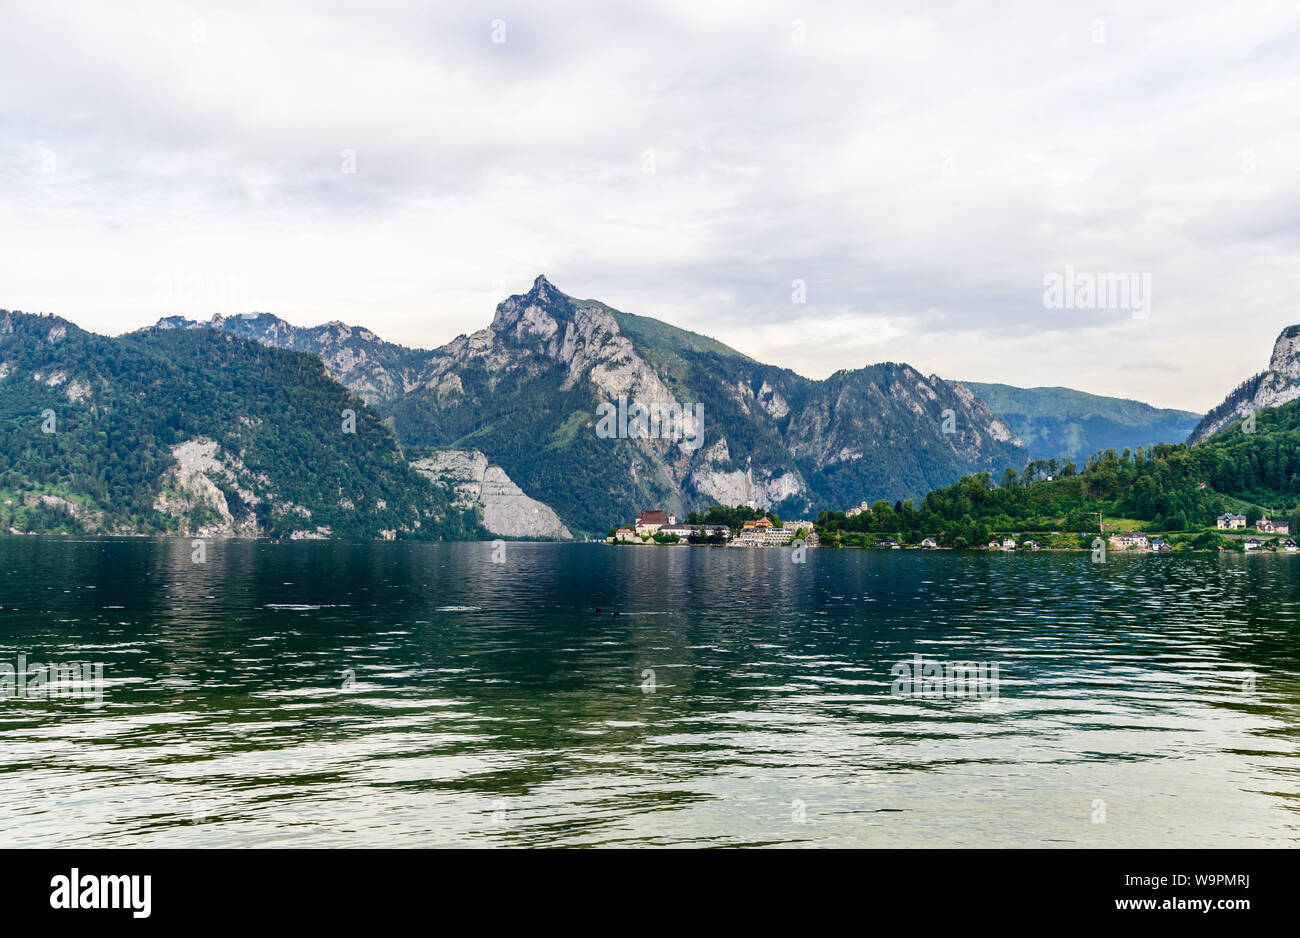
(1, 537, 1298, 847)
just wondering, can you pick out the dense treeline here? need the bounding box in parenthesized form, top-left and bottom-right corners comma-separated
(684, 504, 782, 530)
(814, 401, 1300, 549)
(0, 311, 486, 539)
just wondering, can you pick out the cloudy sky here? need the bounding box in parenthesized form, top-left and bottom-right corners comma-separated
(3, 1, 1298, 411)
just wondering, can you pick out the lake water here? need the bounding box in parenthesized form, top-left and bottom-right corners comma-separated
(1, 538, 1297, 847)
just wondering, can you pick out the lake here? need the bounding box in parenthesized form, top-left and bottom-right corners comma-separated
(1, 537, 1297, 847)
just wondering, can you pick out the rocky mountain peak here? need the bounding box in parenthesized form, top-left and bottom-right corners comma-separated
(491, 274, 577, 339)
(1190, 323, 1300, 442)
(155, 311, 283, 331)
(1267, 324, 1300, 379)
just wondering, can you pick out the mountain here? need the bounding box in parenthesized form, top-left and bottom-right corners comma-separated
(159, 276, 1028, 535)
(963, 382, 1201, 462)
(157, 312, 434, 405)
(0, 310, 483, 539)
(1189, 325, 1300, 443)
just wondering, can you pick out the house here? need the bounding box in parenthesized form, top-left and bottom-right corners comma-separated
(766, 520, 813, 546)
(614, 527, 637, 542)
(1273, 522, 1290, 535)
(1217, 513, 1247, 530)
(635, 509, 673, 537)
(656, 524, 696, 541)
(1111, 531, 1149, 551)
(987, 540, 1000, 549)
(1259, 518, 1290, 534)
(920, 537, 938, 549)
(734, 517, 776, 546)
(874, 536, 899, 549)
(846, 501, 872, 518)
(1150, 538, 1171, 552)
(1001, 538, 1016, 551)
(747, 523, 795, 545)
(1022, 540, 1041, 551)
(1284, 539, 1298, 552)
(1245, 538, 1262, 551)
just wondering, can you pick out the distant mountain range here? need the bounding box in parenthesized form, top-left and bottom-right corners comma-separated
(961, 382, 1201, 463)
(159, 276, 1028, 535)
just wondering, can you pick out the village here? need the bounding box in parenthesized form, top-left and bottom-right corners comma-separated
(1095, 514, 1296, 554)
(606, 510, 819, 548)
(1208, 513, 1296, 552)
(605, 503, 1300, 554)
(977, 512, 1297, 554)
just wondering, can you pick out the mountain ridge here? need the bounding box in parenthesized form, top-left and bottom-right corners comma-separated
(156, 275, 1029, 534)
(962, 381, 1201, 462)
(0, 308, 483, 539)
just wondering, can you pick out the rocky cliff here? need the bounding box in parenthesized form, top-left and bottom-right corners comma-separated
(411, 450, 571, 539)
(1189, 325, 1300, 443)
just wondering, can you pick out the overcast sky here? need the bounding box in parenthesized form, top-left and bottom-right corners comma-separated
(3, 1, 1299, 411)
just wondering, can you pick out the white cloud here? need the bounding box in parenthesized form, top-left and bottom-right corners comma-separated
(2, 0, 1298, 410)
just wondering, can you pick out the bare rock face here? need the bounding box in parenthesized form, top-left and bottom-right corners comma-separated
(950, 381, 1019, 444)
(152, 439, 327, 539)
(153, 439, 260, 538)
(487, 276, 676, 407)
(689, 466, 806, 510)
(1190, 325, 1300, 442)
(411, 450, 571, 540)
